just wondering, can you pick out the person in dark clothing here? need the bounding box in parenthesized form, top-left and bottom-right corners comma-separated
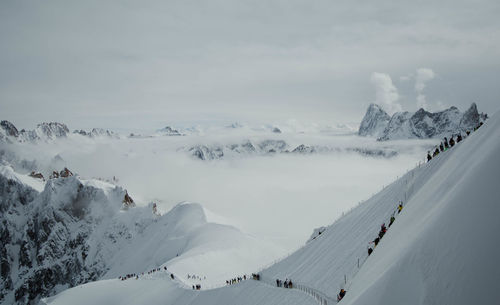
(368, 247, 373, 256)
(444, 137, 449, 149)
(284, 280, 288, 288)
(389, 215, 395, 227)
(170, 274, 174, 280)
(439, 143, 444, 152)
(466, 130, 471, 136)
(449, 137, 455, 147)
(433, 148, 439, 157)
(427, 151, 432, 162)
(457, 134, 462, 142)
(276, 279, 280, 287)
(288, 280, 293, 288)
(374, 237, 380, 246)
(337, 289, 346, 301)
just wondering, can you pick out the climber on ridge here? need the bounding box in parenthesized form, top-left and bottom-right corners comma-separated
(389, 214, 395, 227)
(337, 289, 346, 301)
(449, 136, 455, 147)
(427, 151, 432, 162)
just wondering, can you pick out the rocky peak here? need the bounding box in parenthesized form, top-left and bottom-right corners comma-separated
(35, 122, 69, 139)
(122, 191, 135, 209)
(0, 120, 19, 137)
(363, 103, 486, 141)
(358, 104, 391, 137)
(157, 126, 182, 136)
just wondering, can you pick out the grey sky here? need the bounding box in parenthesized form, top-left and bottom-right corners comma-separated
(1, 0, 499, 130)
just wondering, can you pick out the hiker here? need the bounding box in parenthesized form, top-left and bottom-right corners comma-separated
(444, 137, 449, 149)
(457, 134, 463, 143)
(449, 136, 455, 147)
(337, 289, 346, 301)
(398, 203, 403, 214)
(170, 274, 174, 280)
(288, 280, 293, 289)
(427, 151, 432, 162)
(389, 215, 395, 227)
(439, 142, 444, 152)
(433, 148, 439, 157)
(373, 237, 380, 246)
(466, 130, 471, 136)
(284, 280, 289, 288)
(368, 247, 373, 256)
(276, 279, 280, 287)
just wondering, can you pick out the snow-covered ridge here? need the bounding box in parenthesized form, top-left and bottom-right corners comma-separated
(73, 128, 119, 139)
(358, 103, 487, 140)
(0, 120, 120, 143)
(0, 164, 280, 305)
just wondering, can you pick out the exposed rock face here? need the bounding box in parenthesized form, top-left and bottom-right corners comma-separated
(34, 122, 69, 139)
(0, 173, 113, 304)
(29, 172, 45, 180)
(359, 103, 486, 141)
(186, 139, 397, 160)
(0, 121, 69, 143)
(157, 126, 182, 136)
(0, 121, 19, 137)
(122, 191, 135, 209)
(74, 128, 119, 138)
(291, 144, 316, 154)
(358, 104, 391, 137)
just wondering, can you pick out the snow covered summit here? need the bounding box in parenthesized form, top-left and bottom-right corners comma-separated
(359, 103, 486, 140)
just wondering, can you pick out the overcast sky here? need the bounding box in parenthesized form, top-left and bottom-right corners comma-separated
(1, 0, 499, 130)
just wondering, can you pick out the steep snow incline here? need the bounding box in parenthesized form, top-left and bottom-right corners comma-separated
(343, 112, 500, 305)
(44, 111, 499, 305)
(262, 111, 500, 304)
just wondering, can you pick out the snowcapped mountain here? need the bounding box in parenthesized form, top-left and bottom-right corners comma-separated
(156, 126, 183, 136)
(186, 139, 398, 160)
(0, 121, 70, 143)
(73, 128, 119, 139)
(0, 164, 279, 305)
(358, 104, 391, 137)
(43, 110, 500, 305)
(0, 121, 121, 144)
(359, 103, 487, 140)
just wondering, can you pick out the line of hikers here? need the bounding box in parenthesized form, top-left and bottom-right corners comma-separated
(275, 278, 293, 289)
(338, 202, 403, 301)
(367, 202, 403, 257)
(119, 266, 170, 281)
(226, 275, 248, 285)
(427, 123, 483, 162)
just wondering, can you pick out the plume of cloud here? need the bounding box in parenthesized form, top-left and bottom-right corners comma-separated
(370, 72, 402, 114)
(415, 68, 435, 110)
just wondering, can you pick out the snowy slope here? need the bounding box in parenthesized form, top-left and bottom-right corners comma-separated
(44, 111, 500, 305)
(0, 167, 281, 304)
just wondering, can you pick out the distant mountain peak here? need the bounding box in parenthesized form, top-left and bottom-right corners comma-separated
(359, 103, 486, 141)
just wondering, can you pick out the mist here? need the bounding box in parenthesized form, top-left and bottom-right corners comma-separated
(2, 130, 433, 253)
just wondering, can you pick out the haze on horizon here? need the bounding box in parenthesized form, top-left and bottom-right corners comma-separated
(1, 0, 499, 130)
